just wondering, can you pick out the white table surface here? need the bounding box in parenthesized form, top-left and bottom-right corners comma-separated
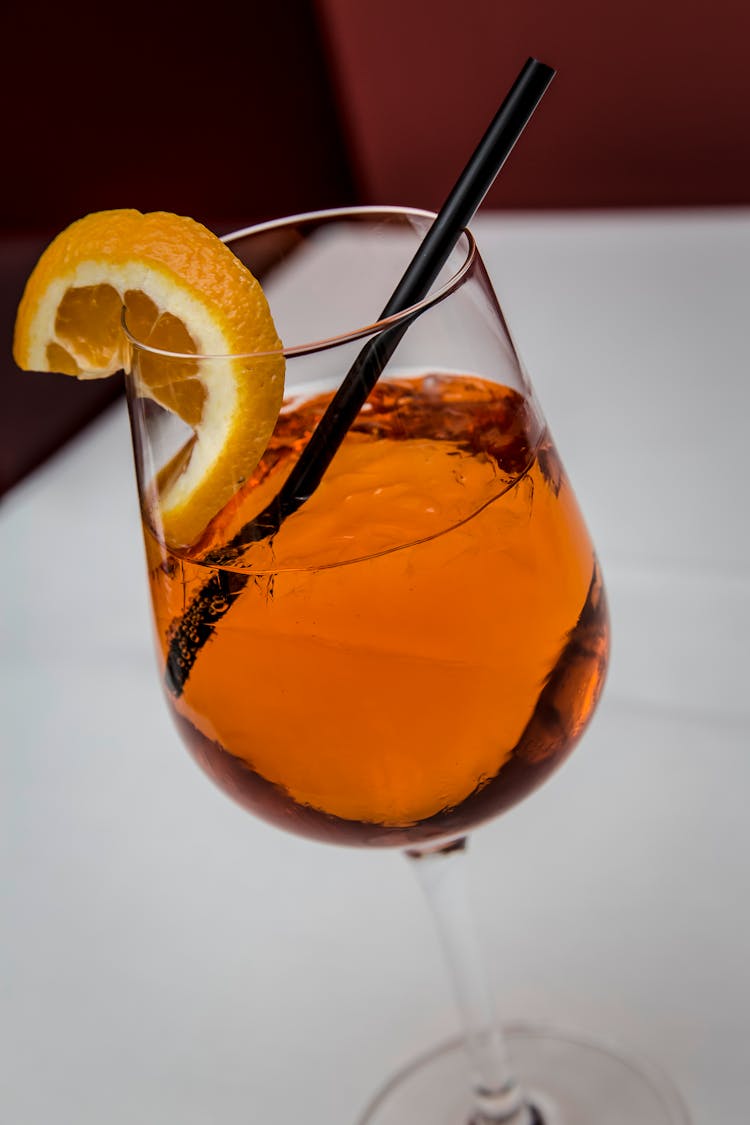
(2, 210, 748, 1124)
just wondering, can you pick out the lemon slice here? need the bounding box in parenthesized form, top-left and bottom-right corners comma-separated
(13, 209, 285, 547)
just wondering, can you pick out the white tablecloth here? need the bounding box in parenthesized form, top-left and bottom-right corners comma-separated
(2, 210, 748, 1124)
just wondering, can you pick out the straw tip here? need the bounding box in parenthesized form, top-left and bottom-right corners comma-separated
(525, 56, 556, 80)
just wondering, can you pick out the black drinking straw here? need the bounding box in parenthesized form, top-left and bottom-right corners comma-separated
(165, 57, 555, 697)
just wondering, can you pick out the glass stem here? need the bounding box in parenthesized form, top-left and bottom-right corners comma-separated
(407, 838, 535, 1125)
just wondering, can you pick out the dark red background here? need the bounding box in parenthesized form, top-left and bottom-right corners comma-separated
(2, 0, 748, 494)
(316, 0, 750, 210)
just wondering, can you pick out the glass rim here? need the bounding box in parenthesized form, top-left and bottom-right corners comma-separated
(121, 205, 477, 361)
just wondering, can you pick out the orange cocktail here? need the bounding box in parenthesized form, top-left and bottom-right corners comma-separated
(145, 372, 608, 847)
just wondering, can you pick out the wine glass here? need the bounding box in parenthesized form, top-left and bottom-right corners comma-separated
(123, 207, 689, 1124)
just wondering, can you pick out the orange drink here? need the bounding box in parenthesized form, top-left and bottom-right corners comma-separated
(145, 373, 609, 847)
